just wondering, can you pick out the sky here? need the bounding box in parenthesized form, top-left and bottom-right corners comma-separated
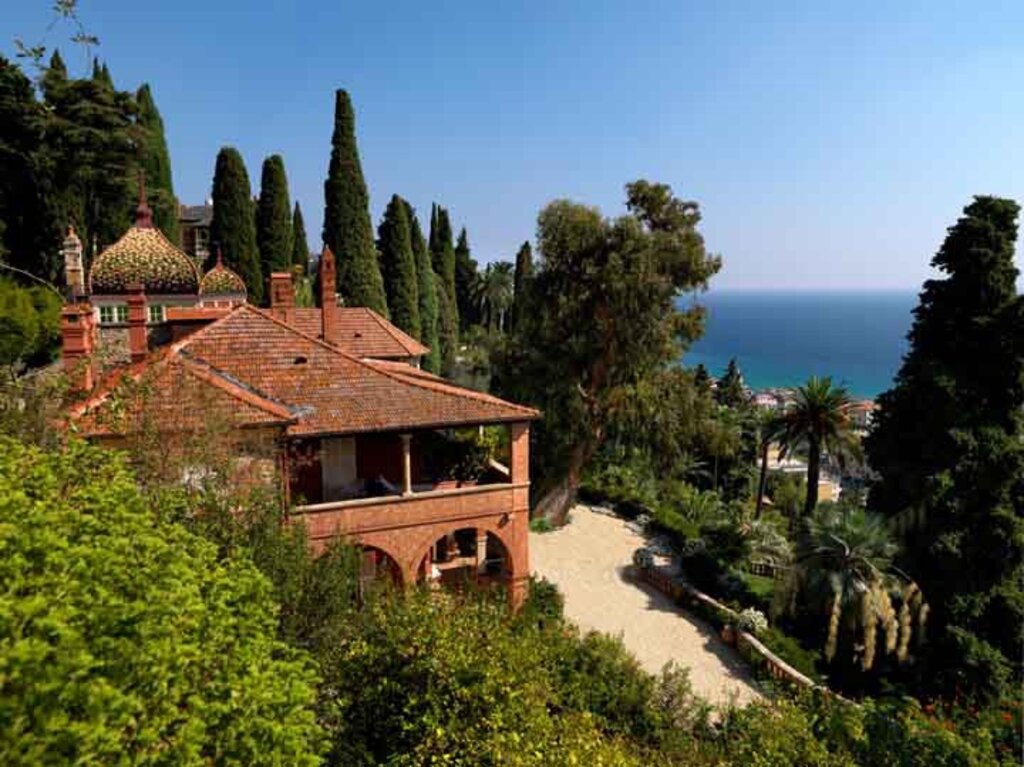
(5, 1, 1023, 289)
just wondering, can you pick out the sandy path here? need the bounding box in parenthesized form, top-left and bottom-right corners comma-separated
(530, 505, 760, 707)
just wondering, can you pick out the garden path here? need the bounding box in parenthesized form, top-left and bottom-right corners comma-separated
(530, 505, 760, 707)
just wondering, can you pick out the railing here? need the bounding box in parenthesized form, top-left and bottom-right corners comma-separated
(292, 482, 529, 544)
(636, 563, 851, 703)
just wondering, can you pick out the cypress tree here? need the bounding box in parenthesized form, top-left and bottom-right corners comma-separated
(430, 205, 458, 313)
(210, 147, 262, 304)
(435, 276, 458, 377)
(510, 240, 533, 332)
(404, 200, 441, 374)
(291, 202, 309, 273)
(135, 84, 179, 244)
(716, 358, 747, 408)
(866, 197, 1023, 703)
(377, 195, 420, 339)
(322, 89, 387, 316)
(454, 227, 479, 329)
(256, 154, 293, 278)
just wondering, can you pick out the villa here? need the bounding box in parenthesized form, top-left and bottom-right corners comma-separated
(59, 192, 538, 606)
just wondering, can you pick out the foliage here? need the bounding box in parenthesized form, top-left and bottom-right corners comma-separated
(510, 239, 533, 332)
(866, 196, 1023, 705)
(210, 146, 263, 302)
(782, 505, 926, 678)
(738, 607, 769, 634)
(496, 181, 721, 522)
(0, 438, 322, 765)
(376, 194, 420, 338)
(404, 200, 440, 373)
(291, 201, 309, 272)
(319, 589, 644, 766)
(256, 154, 294, 282)
(716, 357, 747, 408)
(0, 278, 60, 368)
(774, 376, 860, 517)
(42, 54, 139, 269)
(454, 226, 479, 329)
(429, 204, 459, 372)
(322, 89, 388, 315)
(529, 516, 554, 533)
(474, 259, 515, 332)
(134, 83, 178, 243)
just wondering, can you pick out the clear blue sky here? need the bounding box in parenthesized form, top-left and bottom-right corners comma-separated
(6, 1, 1023, 289)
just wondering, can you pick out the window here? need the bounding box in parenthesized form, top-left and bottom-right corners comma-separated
(98, 305, 127, 324)
(148, 304, 164, 324)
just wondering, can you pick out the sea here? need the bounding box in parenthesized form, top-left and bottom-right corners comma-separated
(681, 290, 918, 400)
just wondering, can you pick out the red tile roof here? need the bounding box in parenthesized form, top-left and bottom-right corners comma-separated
(73, 305, 536, 438)
(287, 307, 429, 358)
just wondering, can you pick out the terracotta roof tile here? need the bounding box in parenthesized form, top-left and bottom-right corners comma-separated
(287, 307, 429, 358)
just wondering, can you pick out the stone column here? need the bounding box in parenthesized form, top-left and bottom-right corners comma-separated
(476, 531, 489, 574)
(400, 433, 413, 496)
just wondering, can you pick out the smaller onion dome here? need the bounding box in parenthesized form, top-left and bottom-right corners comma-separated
(200, 249, 248, 298)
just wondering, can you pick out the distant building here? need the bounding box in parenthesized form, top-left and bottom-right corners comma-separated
(848, 400, 877, 431)
(179, 201, 213, 266)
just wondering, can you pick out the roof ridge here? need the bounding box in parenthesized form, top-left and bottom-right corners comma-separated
(230, 305, 535, 417)
(359, 307, 429, 355)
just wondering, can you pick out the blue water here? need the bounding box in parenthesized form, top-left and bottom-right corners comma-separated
(682, 290, 917, 399)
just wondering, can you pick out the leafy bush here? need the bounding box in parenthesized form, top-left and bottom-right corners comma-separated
(738, 608, 768, 634)
(757, 626, 822, 682)
(0, 438, 323, 765)
(529, 515, 554, 533)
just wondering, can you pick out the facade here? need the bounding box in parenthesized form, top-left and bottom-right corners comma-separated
(178, 201, 213, 266)
(61, 196, 538, 606)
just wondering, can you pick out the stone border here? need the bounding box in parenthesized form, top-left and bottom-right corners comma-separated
(637, 563, 849, 701)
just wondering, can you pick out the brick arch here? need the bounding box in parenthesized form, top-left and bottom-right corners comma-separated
(402, 514, 524, 583)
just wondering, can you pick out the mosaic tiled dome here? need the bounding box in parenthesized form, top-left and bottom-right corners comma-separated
(200, 257, 247, 297)
(90, 227, 201, 295)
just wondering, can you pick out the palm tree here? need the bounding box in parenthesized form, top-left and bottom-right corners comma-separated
(754, 409, 786, 519)
(473, 262, 514, 332)
(773, 377, 859, 518)
(786, 505, 926, 670)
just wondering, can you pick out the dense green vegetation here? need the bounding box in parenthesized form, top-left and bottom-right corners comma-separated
(376, 194, 420, 338)
(0, 278, 60, 368)
(256, 154, 294, 278)
(322, 89, 388, 316)
(866, 196, 1023, 705)
(210, 146, 263, 301)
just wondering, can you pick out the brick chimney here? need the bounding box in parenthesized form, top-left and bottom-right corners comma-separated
(61, 302, 96, 392)
(62, 226, 84, 296)
(269, 271, 295, 324)
(320, 245, 338, 345)
(126, 283, 148, 363)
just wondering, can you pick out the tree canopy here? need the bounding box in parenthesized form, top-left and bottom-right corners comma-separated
(866, 196, 1023, 703)
(404, 200, 440, 373)
(256, 154, 294, 281)
(210, 147, 262, 303)
(135, 83, 178, 243)
(322, 89, 387, 315)
(376, 194, 420, 338)
(291, 201, 309, 273)
(497, 180, 721, 521)
(510, 240, 533, 332)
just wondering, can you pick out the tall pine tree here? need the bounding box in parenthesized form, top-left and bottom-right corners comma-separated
(43, 52, 137, 267)
(435, 275, 458, 377)
(0, 56, 61, 282)
(322, 89, 387, 316)
(210, 147, 262, 304)
(510, 241, 533, 332)
(404, 200, 440, 374)
(454, 227, 479, 329)
(291, 202, 309, 273)
(256, 154, 293, 278)
(866, 197, 1023, 704)
(134, 84, 178, 244)
(376, 194, 420, 339)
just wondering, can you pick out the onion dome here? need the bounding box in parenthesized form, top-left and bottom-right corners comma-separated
(88, 178, 201, 295)
(199, 249, 247, 298)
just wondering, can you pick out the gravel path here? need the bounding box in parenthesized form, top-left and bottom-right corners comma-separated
(530, 505, 760, 707)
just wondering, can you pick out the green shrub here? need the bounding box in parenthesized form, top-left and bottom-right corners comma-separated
(0, 438, 323, 765)
(757, 626, 822, 682)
